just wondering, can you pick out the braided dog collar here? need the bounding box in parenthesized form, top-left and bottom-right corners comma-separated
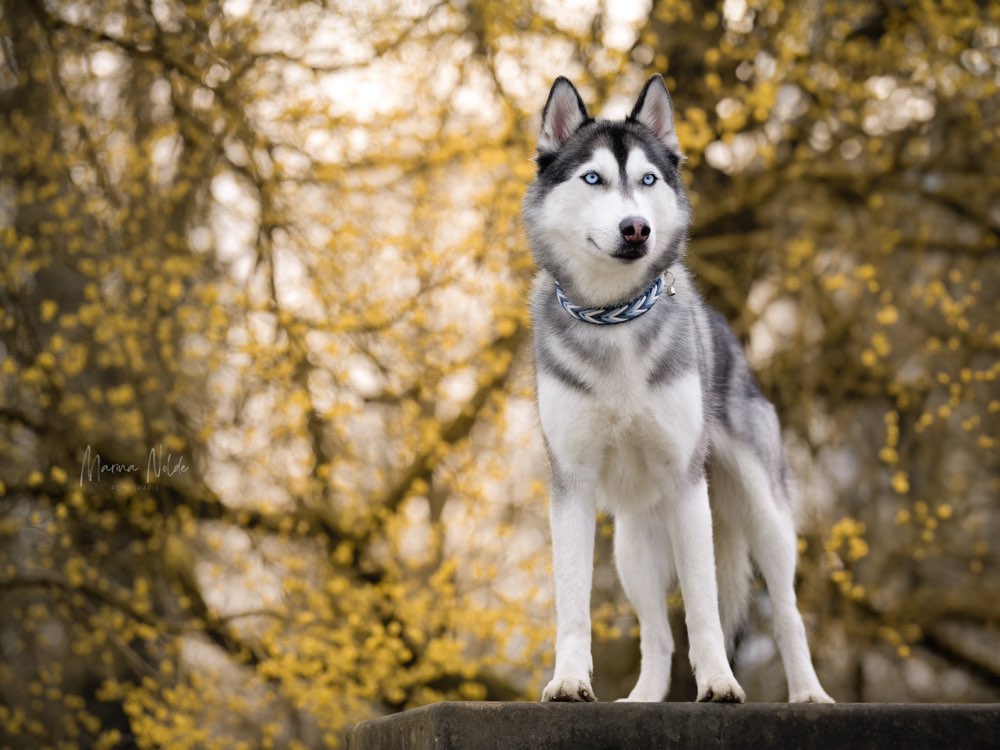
(554, 273, 672, 325)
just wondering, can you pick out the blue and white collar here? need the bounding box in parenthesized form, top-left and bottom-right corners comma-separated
(554, 274, 673, 325)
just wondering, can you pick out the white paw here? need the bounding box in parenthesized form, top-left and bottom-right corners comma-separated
(697, 673, 745, 703)
(617, 684, 667, 702)
(616, 692, 664, 703)
(790, 689, 835, 704)
(542, 676, 597, 702)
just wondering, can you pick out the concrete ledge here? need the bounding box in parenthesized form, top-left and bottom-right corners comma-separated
(347, 702, 1000, 750)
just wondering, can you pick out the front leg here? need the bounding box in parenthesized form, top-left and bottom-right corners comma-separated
(542, 481, 598, 702)
(665, 475, 745, 703)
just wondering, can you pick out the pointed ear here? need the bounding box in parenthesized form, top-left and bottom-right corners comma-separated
(538, 77, 589, 154)
(629, 74, 680, 154)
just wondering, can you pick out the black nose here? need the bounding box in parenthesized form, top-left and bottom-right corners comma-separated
(619, 216, 651, 244)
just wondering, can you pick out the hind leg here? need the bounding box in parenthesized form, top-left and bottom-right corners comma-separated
(614, 507, 675, 702)
(754, 512, 833, 703)
(719, 434, 833, 703)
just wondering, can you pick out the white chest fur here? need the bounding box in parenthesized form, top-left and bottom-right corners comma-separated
(538, 348, 703, 513)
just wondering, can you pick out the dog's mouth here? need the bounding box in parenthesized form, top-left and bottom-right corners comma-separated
(589, 237, 648, 263)
(611, 245, 648, 263)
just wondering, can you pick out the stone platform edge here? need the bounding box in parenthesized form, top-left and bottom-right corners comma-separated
(347, 701, 1000, 750)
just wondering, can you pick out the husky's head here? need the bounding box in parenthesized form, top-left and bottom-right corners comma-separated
(523, 75, 691, 307)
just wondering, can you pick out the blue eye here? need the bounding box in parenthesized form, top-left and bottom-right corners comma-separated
(642, 173, 657, 186)
(582, 171, 601, 185)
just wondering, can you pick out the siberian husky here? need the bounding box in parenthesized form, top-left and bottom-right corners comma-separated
(523, 74, 833, 704)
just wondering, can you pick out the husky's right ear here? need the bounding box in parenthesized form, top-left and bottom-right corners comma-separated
(629, 74, 681, 156)
(537, 77, 589, 156)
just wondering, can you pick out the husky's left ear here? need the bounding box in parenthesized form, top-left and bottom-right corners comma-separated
(538, 77, 589, 155)
(629, 74, 680, 155)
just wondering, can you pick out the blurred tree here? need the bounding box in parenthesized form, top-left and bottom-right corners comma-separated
(0, 0, 997, 747)
(1, 1, 547, 746)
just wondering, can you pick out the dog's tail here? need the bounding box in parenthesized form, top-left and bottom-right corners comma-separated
(709, 455, 755, 651)
(712, 516, 754, 652)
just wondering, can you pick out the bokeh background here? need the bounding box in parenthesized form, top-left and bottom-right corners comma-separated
(1, 0, 998, 747)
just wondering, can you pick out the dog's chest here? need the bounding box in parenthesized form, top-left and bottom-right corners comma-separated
(536, 301, 705, 503)
(597, 351, 654, 410)
(577, 338, 702, 464)
(585, 333, 680, 417)
(592, 368, 702, 510)
(591, 361, 700, 445)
